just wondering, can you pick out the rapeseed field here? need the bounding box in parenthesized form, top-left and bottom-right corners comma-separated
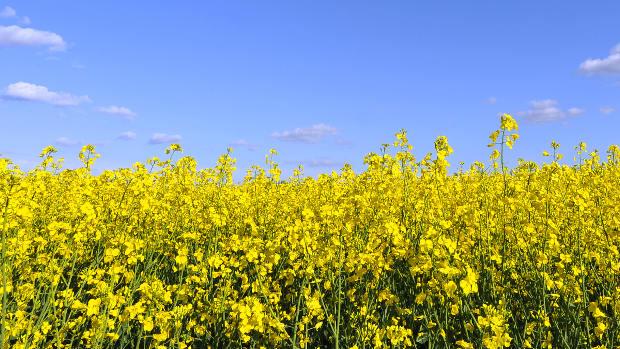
(1, 114, 619, 348)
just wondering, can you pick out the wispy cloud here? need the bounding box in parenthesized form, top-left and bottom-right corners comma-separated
(96, 105, 136, 119)
(55, 137, 79, 147)
(0, 25, 66, 51)
(567, 107, 585, 116)
(149, 133, 182, 144)
(229, 139, 257, 151)
(2, 82, 90, 106)
(484, 97, 497, 105)
(517, 99, 583, 122)
(117, 131, 137, 141)
(600, 106, 615, 115)
(579, 44, 620, 75)
(272, 123, 337, 143)
(0, 6, 16, 18)
(0, 6, 30, 25)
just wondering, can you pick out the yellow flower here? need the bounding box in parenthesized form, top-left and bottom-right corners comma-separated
(87, 298, 101, 317)
(500, 113, 518, 131)
(41, 321, 52, 335)
(456, 340, 474, 349)
(451, 304, 460, 316)
(143, 317, 154, 332)
(595, 321, 607, 339)
(153, 330, 168, 342)
(443, 280, 457, 297)
(460, 267, 479, 296)
(175, 254, 188, 266)
(104, 247, 121, 263)
(588, 302, 607, 319)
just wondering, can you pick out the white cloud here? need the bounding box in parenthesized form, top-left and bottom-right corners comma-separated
(272, 123, 337, 143)
(96, 105, 136, 119)
(118, 131, 137, 141)
(20, 16, 31, 25)
(579, 44, 620, 75)
(229, 139, 257, 151)
(567, 107, 585, 116)
(55, 137, 78, 146)
(3, 82, 90, 106)
(518, 99, 583, 122)
(485, 97, 497, 105)
(0, 6, 16, 18)
(0, 25, 66, 51)
(600, 106, 615, 114)
(149, 133, 182, 144)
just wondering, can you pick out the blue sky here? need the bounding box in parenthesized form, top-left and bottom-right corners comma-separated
(1, 1, 619, 176)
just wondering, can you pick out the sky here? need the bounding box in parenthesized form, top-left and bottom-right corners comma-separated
(1, 1, 619, 177)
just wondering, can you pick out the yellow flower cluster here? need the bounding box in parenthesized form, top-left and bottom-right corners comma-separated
(1, 115, 620, 348)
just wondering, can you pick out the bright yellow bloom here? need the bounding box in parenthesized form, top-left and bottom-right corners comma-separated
(86, 298, 101, 317)
(460, 267, 479, 296)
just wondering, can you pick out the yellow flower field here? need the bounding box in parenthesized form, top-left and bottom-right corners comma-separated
(1, 115, 619, 348)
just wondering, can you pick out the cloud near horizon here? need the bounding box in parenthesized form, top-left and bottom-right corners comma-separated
(96, 105, 136, 119)
(600, 106, 615, 114)
(55, 137, 79, 147)
(117, 131, 137, 141)
(149, 133, 182, 144)
(484, 97, 497, 105)
(2, 82, 90, 106)
(567, 107, 585, 116)
(0, 25, 67, 51)
(272, 123, 337, 143)
(229, 139, 258, 151)
(518, 99, 584, 122)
